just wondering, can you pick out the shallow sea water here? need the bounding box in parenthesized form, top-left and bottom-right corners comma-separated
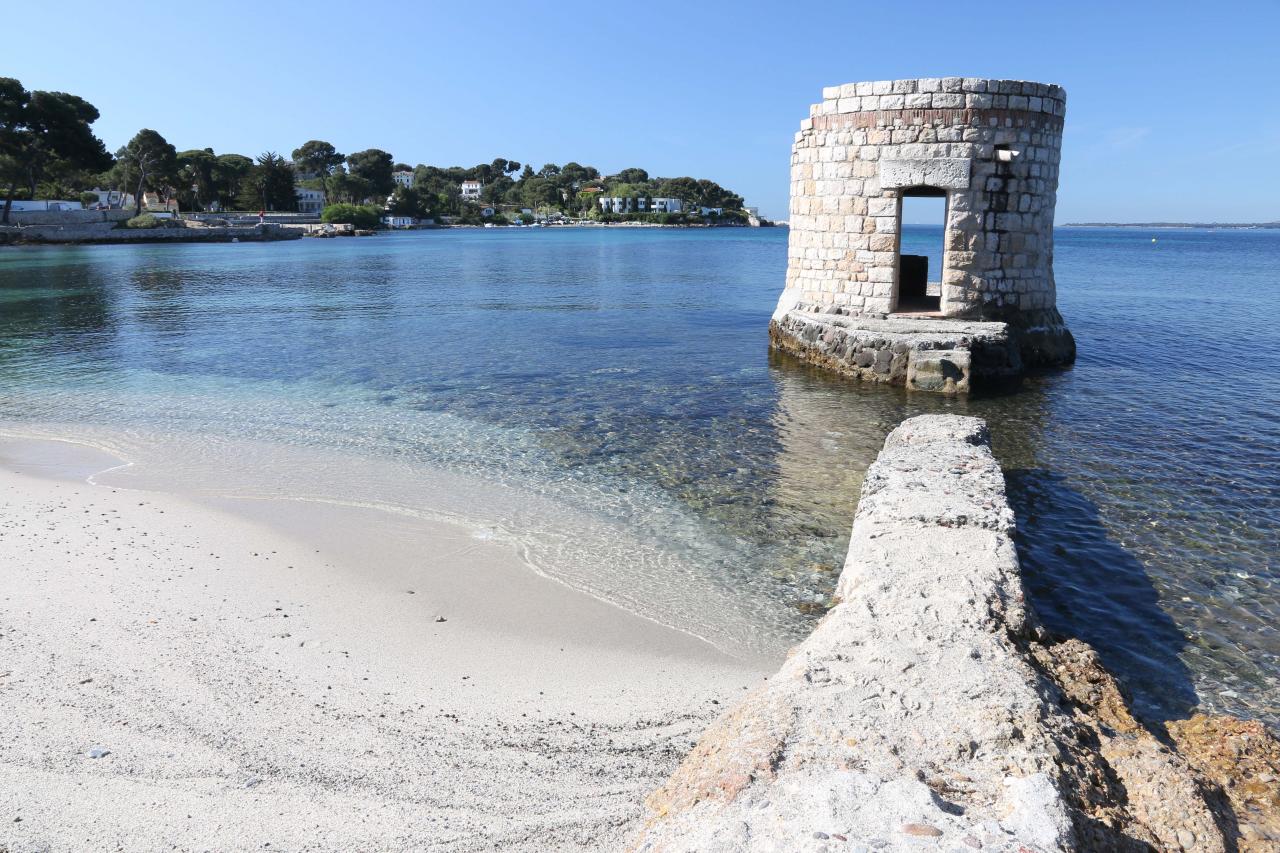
(0, 226, 1276, 724)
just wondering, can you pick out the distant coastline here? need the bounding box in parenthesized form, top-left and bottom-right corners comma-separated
(1063, 221, 1280, 229)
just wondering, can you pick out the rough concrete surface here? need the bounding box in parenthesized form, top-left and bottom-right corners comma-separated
(632, 415, 1280, 852)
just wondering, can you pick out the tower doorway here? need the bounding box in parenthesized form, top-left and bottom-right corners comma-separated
(894, 188, 947, 315)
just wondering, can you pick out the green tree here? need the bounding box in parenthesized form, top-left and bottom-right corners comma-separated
(237, 151, 296, 211)
(321, 203, 380, 229)
(412, 164, 462, 215)
(327, 170, 372, 205)
(388, 186, 432, 218)
(176, 148, 218, 211)
(212, 154, 253, 210)
(655, 176, 743, 211)
(614, 167, 649, 184)
(564, 162, 599, 182)
(291, 140, 344, 202)
(519, 176, 559, 210)
(117, 128, 178, 215)
(480, 174, 514, 205)
(0, 78, 110, 223)
(345, 148, 394, 198)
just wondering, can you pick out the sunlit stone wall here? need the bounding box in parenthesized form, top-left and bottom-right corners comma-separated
(776, 78, 1067, 326)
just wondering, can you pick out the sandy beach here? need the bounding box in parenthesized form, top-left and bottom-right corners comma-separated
(0, 438, 768, 852)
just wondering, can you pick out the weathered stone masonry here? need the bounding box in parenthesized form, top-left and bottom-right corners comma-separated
(770, 78, 1077, 392)
(632, 415, 1280, 851)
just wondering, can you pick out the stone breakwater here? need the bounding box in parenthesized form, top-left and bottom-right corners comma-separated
(631, 415, 1279, 852)
(0, 220, 301, 245)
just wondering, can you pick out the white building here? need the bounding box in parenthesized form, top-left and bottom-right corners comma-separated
(295, 187, 325, 214)
(599, 196, 650, 214)
(392, 170, 414, 189)
(382, 215, 416, 228)
(461, 180, 482, 199)
(83, 188, 135, 209)
(651, 197, 683, 213)
(699, 206, 724, 217)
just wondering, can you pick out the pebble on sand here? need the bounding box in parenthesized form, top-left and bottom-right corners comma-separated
(901, 822, 943, 837)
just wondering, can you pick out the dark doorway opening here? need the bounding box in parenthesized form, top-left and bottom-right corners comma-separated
(895, 188, 946, 315)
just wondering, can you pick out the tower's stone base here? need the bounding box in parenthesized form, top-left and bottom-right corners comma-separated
(768, 310, 1074, 394)
(1003, 306, 1077, 368)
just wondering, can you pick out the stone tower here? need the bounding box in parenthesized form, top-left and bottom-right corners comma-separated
(770, 77, 1076, 392)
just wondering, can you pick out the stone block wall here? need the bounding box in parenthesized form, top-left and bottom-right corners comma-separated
(776, 78, 1066, 324)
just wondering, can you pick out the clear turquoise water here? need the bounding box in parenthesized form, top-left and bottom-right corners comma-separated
(0, 226, 1276, 725)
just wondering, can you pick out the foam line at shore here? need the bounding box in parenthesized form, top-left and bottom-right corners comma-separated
(0, 419, 804, 662)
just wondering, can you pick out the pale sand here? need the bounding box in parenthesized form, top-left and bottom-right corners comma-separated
(0, 438, 769, 852)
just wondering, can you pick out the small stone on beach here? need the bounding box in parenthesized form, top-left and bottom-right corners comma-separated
(86, 746, 110, 759)
(901, 822, 943, 837)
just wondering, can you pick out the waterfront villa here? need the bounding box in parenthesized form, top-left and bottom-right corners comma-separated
(461, 180, 482, 199)
(599, 196, 684, 214)
(295, 187, 325, 215)
(601, 197, 686, 213)
(599, 196, 643, 214)
(392, 170, 414, 189)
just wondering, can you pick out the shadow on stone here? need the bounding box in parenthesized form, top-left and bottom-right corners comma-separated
(1006, 468, 1199, 723)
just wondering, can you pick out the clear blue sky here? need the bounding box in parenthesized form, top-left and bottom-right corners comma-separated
(9, 0, 1278, 222)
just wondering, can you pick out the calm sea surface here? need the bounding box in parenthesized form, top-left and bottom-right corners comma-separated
(1, 226, 1276, 725)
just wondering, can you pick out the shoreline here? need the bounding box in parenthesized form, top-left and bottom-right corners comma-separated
(0, 436, 770, 851)
(0, 218, 776, 247)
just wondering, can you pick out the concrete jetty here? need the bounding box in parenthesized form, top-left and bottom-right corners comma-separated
(633, 415, 1279, 851)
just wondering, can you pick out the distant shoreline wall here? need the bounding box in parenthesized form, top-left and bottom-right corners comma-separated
(0, 222, 301, 245)
(1, 209, 133, 227)
(632, 415, 1279, 851)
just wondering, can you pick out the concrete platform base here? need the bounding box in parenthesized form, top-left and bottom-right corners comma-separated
(768, 309, 1075, 394)
(768, 313, 1022, 394)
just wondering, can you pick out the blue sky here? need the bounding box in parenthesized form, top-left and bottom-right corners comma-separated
(8, 0, 1278, 222)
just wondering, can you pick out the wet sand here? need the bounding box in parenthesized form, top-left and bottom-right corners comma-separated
(0, 438, 768, 851)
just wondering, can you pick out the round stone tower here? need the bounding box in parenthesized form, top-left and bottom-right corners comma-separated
(772, 77, 1075, 370)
